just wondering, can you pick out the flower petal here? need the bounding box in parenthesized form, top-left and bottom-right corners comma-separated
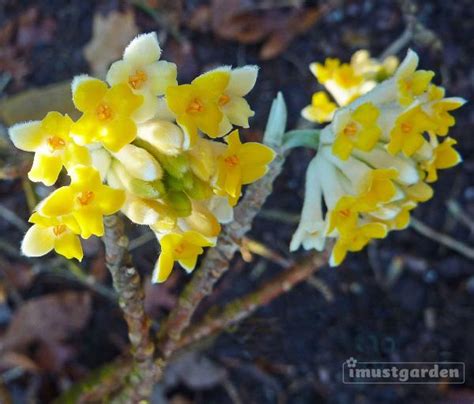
(9, 121, 43, 152)
(72, 76, 108, 112)
(123, 32, 161, 65)
(55, 231, 83, 261)
(28, 153, 63, 186)
(73, 207, 105, 238)
(21, 224, 55, 257)
(39, 186, 75, 217)
(227, 66, 259, 96)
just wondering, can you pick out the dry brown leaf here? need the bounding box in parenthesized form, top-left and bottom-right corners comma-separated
(83, 9, 139, 78)
(0, 351, 39, 373)
(197, 1, 326, 60)
(0, 291, 92, 353)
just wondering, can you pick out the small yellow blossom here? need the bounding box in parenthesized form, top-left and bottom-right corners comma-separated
(38, 166, 125, 238)
(356, 168, 399, 210)
(21, 212, 83, 261)
(387, 106, 434, 156)
(332, 102, 381, 160)
(311, 59, 358, 87)
(326, 196, 360, 236)
(330, 222, 388, 266)
(107, 32, 177, 122)
(214, 66, 258, 131)
(395, 50, 434, 106)
(302, 91, 337, 123)
(215, 130, 275, 206)
(154, 231, 214, 283)
(9, 112, 90, 186)
(423, 85, 466, 136)
(70, 76, 143, 152)
(166, 70, 230, 143)
(421, 137, 462, 183)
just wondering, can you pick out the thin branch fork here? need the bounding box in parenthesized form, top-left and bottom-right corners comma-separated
(159, 151, 286, 359)
(103, 214, 158, 402)
(175, 250, 329, 351)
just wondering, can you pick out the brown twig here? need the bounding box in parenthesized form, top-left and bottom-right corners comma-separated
(175, 251, 329, 351)
(159, 151, 286, 358)
(379, 0, 443, 60)
(410, 217, 474, 260)
(103, 214, 158, 402)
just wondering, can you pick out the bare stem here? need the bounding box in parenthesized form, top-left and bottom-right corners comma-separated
(175, 251, 329, 351)
(410, 217, 474, 260)
(103, 214, 158, 402)
(159, 150, 286, 358)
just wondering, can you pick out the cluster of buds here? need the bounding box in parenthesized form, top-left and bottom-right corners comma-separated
(291, 49, 465, 266)
(9, 33, 275, 282)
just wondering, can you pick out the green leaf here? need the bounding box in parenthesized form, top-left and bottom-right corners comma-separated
(282, 129, 320, 151)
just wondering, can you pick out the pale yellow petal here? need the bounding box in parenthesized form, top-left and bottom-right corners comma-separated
(9, 121, 44, 152)
(21, 224, 55, 257)
(123, 32, 161, 65)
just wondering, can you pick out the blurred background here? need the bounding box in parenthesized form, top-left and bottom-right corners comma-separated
(0, 0, 473, 402)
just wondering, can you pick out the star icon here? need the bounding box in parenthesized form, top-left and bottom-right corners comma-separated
(346, 357, 357, 368)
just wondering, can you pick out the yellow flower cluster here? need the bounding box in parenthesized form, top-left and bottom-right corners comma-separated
(9, 33, 274, 282)
(302, 50, 399, 123)
(292, 49, 465, 266)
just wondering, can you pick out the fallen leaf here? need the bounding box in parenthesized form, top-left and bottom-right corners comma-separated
(83, 9, 139, 78)
(0, 291, 92, 354)
(188, 1, 327, 60)
(0, 351, 39, 373)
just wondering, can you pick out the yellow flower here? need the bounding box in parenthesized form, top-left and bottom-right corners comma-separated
(356, 168, 399, 210)
(387, 106, 434, 156)
(326, 195, 360, 236)
(215, 130, 275, 206)
(70, 76, 143, 152)
(38, 166, 125, 238)
(333, 64, 363, 89)
(421, 84, 466, 137)
(21, 212, 83, 261)
(396, 51, 434, 106)
(214, 66, 258, 131)
(332, 102, 381, 160)
(107, 32, 177, 122)
(302, 91, 337, 123)
(9, 112, 90, 186)
(166, 70, 230, 143)
(330, 222, 388, 266)
(311, 58, 343, 84)
(421, 137, 462, 182)
(154, 231, 214, 283)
